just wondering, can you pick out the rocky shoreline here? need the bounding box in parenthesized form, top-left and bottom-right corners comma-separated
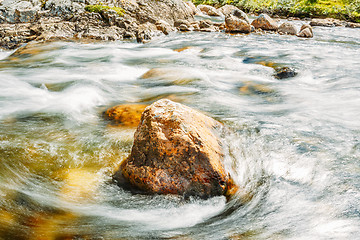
(1, 0, 359, 51)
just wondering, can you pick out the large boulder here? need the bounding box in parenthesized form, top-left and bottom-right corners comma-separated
(251, 13, 278, 31)
(113, 99, 237, 199)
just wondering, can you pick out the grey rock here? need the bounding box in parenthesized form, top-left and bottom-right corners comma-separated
(278, 22, 297, 35)
(231, 9, 249, 24)
(155, 20, 174, 35)
(297, 24, 313, 38)
(197, 4, 223, 17)
(0, 0, 41, 23)
(218, 5, 238, 16)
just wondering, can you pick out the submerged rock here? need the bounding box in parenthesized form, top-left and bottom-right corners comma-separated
(251, 13, 278, 31)
(274, 66, 298, 79)
(103, 104, 148, 127)
(113, 99, 237, 199)
(140, 67, 202, 85)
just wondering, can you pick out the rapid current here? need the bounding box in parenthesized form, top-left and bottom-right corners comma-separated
(0, 18, 359, 239)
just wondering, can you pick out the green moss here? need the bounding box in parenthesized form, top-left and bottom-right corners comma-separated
(84, 4, 125, 17)
(191, 0, 360, 22)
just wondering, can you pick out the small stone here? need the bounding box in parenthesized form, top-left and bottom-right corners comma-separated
(174, 19, 191, 28)
(310, 18, 345, 27)
(231, 9, 250, 24)
(297, 24, 313, 38)
(274, 67, 298, 79)
(155, 20, 174, 35)
(346, 22, 360, 28)
(179, 23, 192, 32)
(278, 22, 297, 35)
(218, 5, 238, 16)
(199, 20, 213, 29)
(197, 4, 223, 17)
(251, 13, 278, 31)
(225, 15, 251, 33)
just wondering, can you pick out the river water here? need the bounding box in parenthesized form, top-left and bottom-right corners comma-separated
(0, 20, 360, 239)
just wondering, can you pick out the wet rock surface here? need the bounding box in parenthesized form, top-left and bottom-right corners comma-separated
(274, 67, 298, 79)
(113, 99, 237, 199)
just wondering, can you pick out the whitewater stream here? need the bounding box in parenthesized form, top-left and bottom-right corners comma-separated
(0, 19, 360, 240)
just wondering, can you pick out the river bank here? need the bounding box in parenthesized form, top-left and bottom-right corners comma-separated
(1, 0, 359, 51)
(192, 0, 360, 23)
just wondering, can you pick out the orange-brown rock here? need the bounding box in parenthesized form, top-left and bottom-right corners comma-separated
(113, 99, 237, 199)
(103, 104, 147, 127)
(251, 13, 278, 31)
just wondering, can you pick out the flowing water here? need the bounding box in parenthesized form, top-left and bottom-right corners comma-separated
(0, 20, 360, 239)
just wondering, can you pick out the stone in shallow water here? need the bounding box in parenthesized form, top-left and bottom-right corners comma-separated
(225, 15, 251, 33)
(59, 168, 101, 203)
(113, 99, 238, 199)
(140, 67, 202, 85)
(274, 67, 298, 79)
(278, 22, 297, 35)
(297, 24, 313, 38)
(251, 13, 278, 31)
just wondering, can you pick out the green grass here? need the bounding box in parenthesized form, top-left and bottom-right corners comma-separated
(192, 0, 360, 22)
(84, 4, 125, 17)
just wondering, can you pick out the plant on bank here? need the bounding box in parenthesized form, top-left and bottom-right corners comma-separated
(191, 0, 360, 22)
(84, 4, 125, 16)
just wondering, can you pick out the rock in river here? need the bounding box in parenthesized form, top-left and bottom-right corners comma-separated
(113, 99, 237, 199)
(103, 104, 148, 127)
(278, 22, 297, 35)
(297, 24, 313, 38)
(225, 14, 251, 33)
(251, 13, 278, 31)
